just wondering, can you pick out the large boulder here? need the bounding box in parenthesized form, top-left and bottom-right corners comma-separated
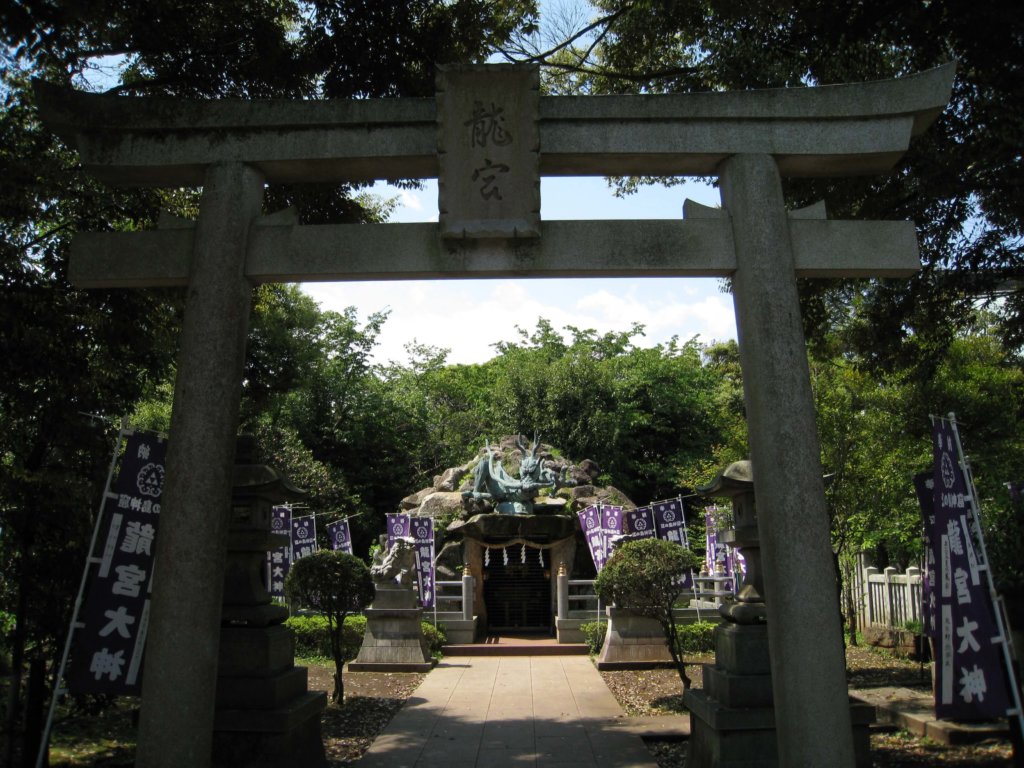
(400, 487, 433, 511)
(418, 491, 465, 519)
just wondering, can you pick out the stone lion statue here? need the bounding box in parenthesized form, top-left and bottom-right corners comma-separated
(370, 537, 416, 588)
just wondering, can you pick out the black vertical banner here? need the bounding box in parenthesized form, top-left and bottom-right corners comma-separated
(932, 419, 1010, 720)
(69, 431, 167, 695)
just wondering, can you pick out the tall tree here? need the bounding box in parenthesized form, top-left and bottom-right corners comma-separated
(504, 0, 1024, 368)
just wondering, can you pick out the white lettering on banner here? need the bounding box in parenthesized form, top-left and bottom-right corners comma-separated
(946, 519, 964, 556)
(941, 604, 954, 704)
(959, 665, 988, 703)
(120, 521, 155, 555)
(99, 606, 136, 638)
(954, 568, 972, 605)
(99, 512, 124, 578)
(956, 617, 981, 654)
(90, 648, 125, 681)
(961, 514, 981, 585)
(126, 598, 150, 686)
(940, 492, 967, 509)
(112, 564, 147, 597)
(941, 537, 952, 599)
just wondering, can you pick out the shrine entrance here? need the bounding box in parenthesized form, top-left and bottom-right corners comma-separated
(36, 62, 954, 768)
(483, 546, 551, 634)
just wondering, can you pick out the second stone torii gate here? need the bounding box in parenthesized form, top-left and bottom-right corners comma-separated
(36, 62, 954, 768)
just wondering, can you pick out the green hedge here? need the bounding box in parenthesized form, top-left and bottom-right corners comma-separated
(286, 614, 365, 661)
(580, 621, 608, 654)
(673, 621, 717, 655)
(286, 613, 447, 659)
(577, 619, 716, 657)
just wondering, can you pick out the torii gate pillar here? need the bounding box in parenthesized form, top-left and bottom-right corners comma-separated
(722, 153, 854, 765)
(135, 162, 265, 768)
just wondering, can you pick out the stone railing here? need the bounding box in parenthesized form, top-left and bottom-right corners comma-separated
(859, 565, 923, 629)
(691, 573, 735, 608)
(556, 575, 602, 621)
(428, 571, 477, 643)
(434, 572, 475, 622)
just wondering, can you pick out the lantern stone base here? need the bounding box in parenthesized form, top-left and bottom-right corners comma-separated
(349, 591, 434, 672)
(684, 623, 874, 767)
(596, 607, 674, 670)
(212, 624, 327, 768)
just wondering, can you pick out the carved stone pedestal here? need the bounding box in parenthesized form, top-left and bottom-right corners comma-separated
(685, 623, 875, 768)
(596, 607, 673, 670)
(348, 587, 434, 672)
(684, 623, 776, 768)
(211, 438, 326, 768)
(212, 625, 327, 768)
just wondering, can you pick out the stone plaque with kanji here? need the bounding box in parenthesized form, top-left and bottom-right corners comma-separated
(437, 64, 540, 239)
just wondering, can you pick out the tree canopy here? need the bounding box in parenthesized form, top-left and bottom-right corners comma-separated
(502, 0, 1024, 367)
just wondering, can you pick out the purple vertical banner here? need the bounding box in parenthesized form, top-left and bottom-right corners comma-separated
(704, 513, 717, 573)
(70, 430, 167, 695)
(578, 505, 607, 572)
(601, 504, 623, 561)
(267, 506, 292, 600)
(932, 419, 1010, 720)
(386, 512, 411, 549)
(653, 498, 688, 547)
(913, 472, 939, 638)
(326, 519, 353, 554)
(411, 517, 436, 608)
(623, 506, 657, 539)
(291, 515, 317, 561)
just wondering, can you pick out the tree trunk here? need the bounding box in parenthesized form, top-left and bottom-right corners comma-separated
(662, 618, 691, 690)
(841, 556, 859, 647)
(5, 574, 29, 768)
(330, 616, 345, 703)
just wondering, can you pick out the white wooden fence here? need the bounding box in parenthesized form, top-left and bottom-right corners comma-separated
(856, 562, 924, 630)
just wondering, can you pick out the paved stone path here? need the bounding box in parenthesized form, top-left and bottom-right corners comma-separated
(357, 656, 660, 767)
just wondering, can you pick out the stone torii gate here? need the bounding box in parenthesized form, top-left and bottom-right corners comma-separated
(36, 62, 953, 768)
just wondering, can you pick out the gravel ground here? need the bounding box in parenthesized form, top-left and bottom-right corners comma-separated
(596, 647, 1013, 767)
(305, 645, 1015, 767)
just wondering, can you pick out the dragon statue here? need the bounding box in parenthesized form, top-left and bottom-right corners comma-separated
(463, 434, 571, 515)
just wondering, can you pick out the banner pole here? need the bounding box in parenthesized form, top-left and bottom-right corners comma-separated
(36, 417, 131, 768)
(947, 413, 1024, 735)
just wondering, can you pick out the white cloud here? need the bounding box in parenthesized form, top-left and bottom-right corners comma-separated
(312, 177, 735, 365)
(302, 277, 736, 366)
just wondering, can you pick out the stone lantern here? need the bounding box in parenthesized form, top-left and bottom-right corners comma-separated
(696, 460, 766, 624)
(212, 436, 327, 768)
(686, 460, 873, 768)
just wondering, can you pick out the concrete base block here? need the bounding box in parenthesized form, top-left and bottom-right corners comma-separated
(714, 622, 770, 675)
(215, 666, 309, 710)
(555, 617, 586, 644)
(431, 616, 477, 644)
(350, 605, 433, 671)
(212, 691, 327, 768)
(219, 624, 295, 677)
(596, 607, 673, 669)
(703, 665, 773, 709)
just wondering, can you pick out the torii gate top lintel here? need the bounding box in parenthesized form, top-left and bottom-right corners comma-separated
(34, 62, 954, 187)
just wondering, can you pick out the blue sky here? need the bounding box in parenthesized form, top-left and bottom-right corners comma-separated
(300, 0, 739, 367)
(301, 177, 738, 366)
